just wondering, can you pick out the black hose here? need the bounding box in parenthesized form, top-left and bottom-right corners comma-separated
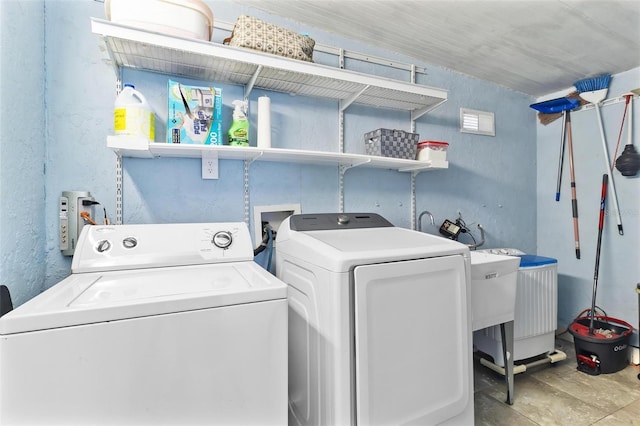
(0, 285, 13, 317)
(253, 224, 275, 256)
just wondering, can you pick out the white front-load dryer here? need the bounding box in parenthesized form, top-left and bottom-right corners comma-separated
(276, 213, 474, 426)
(0, 222, 287, 425)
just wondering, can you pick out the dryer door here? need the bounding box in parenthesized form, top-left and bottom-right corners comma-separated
(353, 255, 471, 425)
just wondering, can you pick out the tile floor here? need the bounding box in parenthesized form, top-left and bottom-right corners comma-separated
(473, 336, 640, 425)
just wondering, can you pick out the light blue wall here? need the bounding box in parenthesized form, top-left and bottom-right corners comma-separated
(43, 0, 118, 285)
(5, 0, 537, 306)
(0, 0, 46, 306)
(537, 68, 640, 344)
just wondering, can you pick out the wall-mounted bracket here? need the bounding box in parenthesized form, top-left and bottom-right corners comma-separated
(246, 150, 264, 164)
(338, 159, 374, 212)
(339, 86, 370, 112)
(245, 65, 264, 99)
(411, 100, 448, 122)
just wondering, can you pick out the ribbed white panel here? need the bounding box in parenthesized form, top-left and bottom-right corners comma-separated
(513, 265, 558, 339)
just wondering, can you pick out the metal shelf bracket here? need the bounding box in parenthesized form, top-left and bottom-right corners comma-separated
(245, 65, 264, 99)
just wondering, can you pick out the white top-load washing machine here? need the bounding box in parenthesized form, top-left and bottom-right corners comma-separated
(0, 222, 287, 425)
(276, 213, 474, 426)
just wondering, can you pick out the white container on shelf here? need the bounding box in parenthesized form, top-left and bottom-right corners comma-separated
(114, 84, 155, 142)
(416, 140, 449, 162)
(105, 0, 213, 41)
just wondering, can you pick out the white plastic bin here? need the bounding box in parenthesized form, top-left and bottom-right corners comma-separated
(105, 0, 214, 41)
(474, 251, 558, 366)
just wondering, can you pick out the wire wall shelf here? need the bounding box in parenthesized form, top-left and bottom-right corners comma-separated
(92, 18, 447, 112)
(95, 18, 449, 174)
(106, 138, 448, 172)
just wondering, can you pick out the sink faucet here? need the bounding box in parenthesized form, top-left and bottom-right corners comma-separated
(467, 224, 486, 249)
(418, 210, 435, 232)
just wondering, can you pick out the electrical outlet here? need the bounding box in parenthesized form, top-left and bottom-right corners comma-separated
(202, 152, 219, 179)
(60, 191, 94, 256)
(253, 204, 301, 245)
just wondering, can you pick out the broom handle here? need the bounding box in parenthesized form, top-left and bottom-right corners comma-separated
(555, 111, 567, 202)
(566, 112, 580, 259)
(589, 174, 608, 335)
(594, 104, 624, 235)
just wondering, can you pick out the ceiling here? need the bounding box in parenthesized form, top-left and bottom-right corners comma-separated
(231, 0, 640, 97)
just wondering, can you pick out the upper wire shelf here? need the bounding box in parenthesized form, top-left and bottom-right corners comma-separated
(91, 18, 447, 113)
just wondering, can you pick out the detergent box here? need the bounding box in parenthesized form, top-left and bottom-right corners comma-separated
(167, 80, 223, 145)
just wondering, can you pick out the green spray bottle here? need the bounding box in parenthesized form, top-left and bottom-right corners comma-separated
(228, 100, 249, 146)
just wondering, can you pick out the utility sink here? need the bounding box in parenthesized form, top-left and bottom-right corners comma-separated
(469, 252, 521, 331)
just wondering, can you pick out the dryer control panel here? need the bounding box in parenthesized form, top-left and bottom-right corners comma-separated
(71, 222, 254, 273)
(289, 213, 393, 231)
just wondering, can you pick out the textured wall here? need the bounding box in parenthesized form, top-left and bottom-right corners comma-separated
(9, 1, 536, 305)
(0, 0, 46, 306)
(42, 1, 116, 287)
(537, 68, 640, 344)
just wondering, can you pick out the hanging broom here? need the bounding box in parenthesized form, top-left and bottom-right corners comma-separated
(574, 74, 624, 236)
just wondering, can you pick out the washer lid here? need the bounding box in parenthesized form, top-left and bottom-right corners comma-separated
(0, 262, 286, 335)
(277, 220, 469, 272)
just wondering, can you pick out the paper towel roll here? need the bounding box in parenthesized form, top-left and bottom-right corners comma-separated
(257, 96, 271, 149)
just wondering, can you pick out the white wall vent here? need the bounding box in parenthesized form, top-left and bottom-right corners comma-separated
(460, 108, 495, 136)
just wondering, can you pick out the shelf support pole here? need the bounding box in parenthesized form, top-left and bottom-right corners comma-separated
(244, 160, 250, 226)
(409, 65, 417, 229)
(338, 100, 345, 211)
(410, 171, 418, 230)
(115, 68, 124, 225)
(337, 36, 348, 210)
(339, 165, 346, 213)
(338, 103, 345, 153)
(410, 64, 417, 133)
(244, 65, 263, 99)
(115, 152, 123, 225)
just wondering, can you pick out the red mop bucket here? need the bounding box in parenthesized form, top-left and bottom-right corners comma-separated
(568, 315, 633, 375)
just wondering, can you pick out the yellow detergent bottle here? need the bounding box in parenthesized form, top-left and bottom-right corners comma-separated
(228, 100, 249, 146)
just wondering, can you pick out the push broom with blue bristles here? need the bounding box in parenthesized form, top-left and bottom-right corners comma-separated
(574, 74, 624, 235)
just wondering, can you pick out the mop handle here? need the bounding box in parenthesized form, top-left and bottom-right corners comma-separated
(555, 111, 567, 202)
(598, 174, 608, 231)
(594, 104, 623, 235)
(590, 174, 608, 334)
(566, 111, 580, 259)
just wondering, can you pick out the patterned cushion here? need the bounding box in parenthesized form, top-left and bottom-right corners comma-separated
(224, 15, 315, 62)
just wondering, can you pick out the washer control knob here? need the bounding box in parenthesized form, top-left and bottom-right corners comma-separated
(337, 214, 350, 225)
(96, 239, 111, 253)
(122, 237, 137, 249)
(212, 231, 233, 249)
